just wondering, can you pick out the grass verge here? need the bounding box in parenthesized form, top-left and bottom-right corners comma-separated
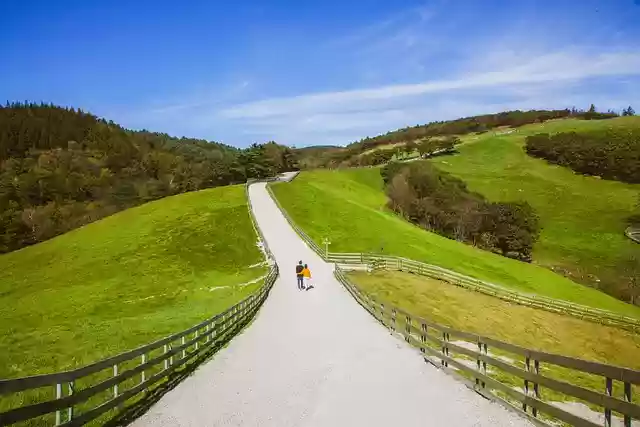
(347, 270, 640, 419)
(270, 168, 640, 317)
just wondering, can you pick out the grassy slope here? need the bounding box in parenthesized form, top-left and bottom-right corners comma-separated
(0, 185, 265, 378)
(348, 270, 640, 408)
(348, 270, 640, 369)
(271, 169, 640, 317)
(430, 117, 640, 292)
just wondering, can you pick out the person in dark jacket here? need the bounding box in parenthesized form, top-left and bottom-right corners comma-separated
(295, 260, 305, 290)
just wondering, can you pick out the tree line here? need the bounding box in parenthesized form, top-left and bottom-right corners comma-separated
(348, 105, 629, 154)
(0, 102, 298, 253)
(525, 127, 640, 184)
(382, 161, 540, 262)
(297, 106, 629, 169)
(349, 136, 460, 167)
(351, 109, 573, 153)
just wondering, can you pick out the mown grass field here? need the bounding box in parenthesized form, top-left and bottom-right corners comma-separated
(0, 185, 266, 379)
(270, 169, 640, 317)
(429, 117, 640, 296)
(348, 270, 640, 368)
(347, 270, 640, 417)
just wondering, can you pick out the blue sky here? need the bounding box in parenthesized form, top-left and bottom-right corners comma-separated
(2, 0, 640, 147)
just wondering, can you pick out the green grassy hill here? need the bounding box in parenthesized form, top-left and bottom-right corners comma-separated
(0, 185, 265, 378)
(270, 168, 640, 317)
(429, 117, 640, 296)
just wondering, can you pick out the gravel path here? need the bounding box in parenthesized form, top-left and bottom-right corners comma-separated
(130, 182, 531, 427)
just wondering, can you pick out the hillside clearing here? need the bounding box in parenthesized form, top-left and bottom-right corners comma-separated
(270, 169, 640, 317)
(0, 185, 265, 379)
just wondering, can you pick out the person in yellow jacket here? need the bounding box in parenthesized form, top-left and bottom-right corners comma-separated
(302, 264, 312, 290)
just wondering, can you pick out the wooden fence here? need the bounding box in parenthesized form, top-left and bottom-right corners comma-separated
(265, 183, 640, 332)
(334, 266, 640, 427)
(0, 266, 277, 426)
(329, 253, 640, 333)
(0, 181, 280, 426)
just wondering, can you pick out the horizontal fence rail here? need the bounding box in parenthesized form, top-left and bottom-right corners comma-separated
(266, 183, 640, 332)
(332, 254, 640, 333)
(334, 266, 640, 427)
(1, 180, 280, 426)
(0, 266, 278, 426)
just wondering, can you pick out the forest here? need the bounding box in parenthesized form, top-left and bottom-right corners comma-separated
(525, 127, 640, 184)
(382, 161, 540, 261)
(0, 103, 298, 253)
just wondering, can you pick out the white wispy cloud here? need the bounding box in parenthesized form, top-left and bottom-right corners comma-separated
(120, 2, 640, 147)
(220, 51, 640, 120)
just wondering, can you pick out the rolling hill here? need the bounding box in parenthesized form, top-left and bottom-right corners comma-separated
(270, 168, 640, 317)
(428, 117, 640, 299)
(0, 184, 266, 378)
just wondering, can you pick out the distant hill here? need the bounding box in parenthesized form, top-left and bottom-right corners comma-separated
(294, 145, 344, 169)
(347, 106, 618, 152)
(0, 102, 297, 253)
(303, 107, 621, 168)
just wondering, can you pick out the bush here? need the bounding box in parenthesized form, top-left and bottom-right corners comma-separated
(382, 162, 539, 261)
(525, 128, 640, 183)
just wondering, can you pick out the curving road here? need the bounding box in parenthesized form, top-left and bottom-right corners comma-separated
(131, 182, 531, 427)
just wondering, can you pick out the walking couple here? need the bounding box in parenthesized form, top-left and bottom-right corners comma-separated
(295, 260, 313, 290)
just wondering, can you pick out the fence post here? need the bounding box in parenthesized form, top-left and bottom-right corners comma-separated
(164, 344, 169, 370)
(605, 377, 613, 427)
(391, 308, 396, 332)
(113, 364, 119, 398)
(476, 339, 482, 388)
(67, 381, 74, 421)
(624, 381, 632, 427)
(141, 354, 147, 384)
(524, 356, 530, 412)
(481, 343, 487, 388)
(420, 323, 427, 357)
(195, 329, 199, 351)
(405, 315, 411, 342)
(441, 331, 449, 367)
(55, 383, 62, 426)
(533, 359, 540, 417)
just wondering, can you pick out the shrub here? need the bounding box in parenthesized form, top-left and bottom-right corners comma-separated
(382, 162, 539, 261)
(525, 128, 640, 183)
